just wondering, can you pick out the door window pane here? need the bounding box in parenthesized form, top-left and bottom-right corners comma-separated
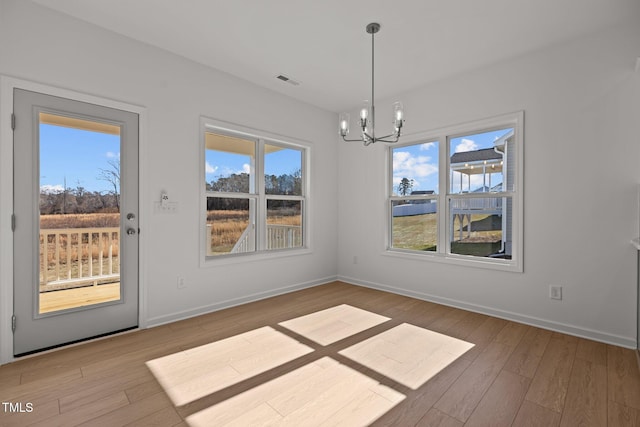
(38, 113, 121, 314)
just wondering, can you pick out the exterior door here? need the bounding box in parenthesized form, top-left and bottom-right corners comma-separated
(13, 89, 139, 356)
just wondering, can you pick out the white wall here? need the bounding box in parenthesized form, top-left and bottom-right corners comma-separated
(0, 0, 338, 342)
(338, 21, 640, 347)
(0, 0, 638, 359)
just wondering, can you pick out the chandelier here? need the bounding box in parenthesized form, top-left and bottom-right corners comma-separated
(339, 22, 405, 146)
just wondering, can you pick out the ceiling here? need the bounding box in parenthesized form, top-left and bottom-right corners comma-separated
(32, 0, 639, 113)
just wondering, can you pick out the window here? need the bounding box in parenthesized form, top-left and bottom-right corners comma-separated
(203, 123, 307, 258)
(391, 140, 439, 252)
(388, 112, 523, 271)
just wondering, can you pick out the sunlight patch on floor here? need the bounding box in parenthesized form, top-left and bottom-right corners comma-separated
(339, 323, 475, 389)
(278, 304, 390, 345)
(185, 357, 405, 427)
(146, 326, 313, 406)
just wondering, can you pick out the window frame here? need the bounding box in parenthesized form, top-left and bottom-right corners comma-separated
(200, 117, 310, 266)
(386, 111, 523, 272)
(389, 139, 440, 252)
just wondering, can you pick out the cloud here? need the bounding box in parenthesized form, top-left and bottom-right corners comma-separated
(213, 165, 252, 177)
(106, 151, 120, 159)
(392, 151, 438, 192)
(419, 142, 436, 151)
(40, 184, 64, 194)
(454, 138, 478, 153)
(205, 161, 217, 174)
(393, 151, 437, 178)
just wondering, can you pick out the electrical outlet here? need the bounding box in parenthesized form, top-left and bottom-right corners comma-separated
(177, 276, 186, 289)
(549, 285, 562, 300)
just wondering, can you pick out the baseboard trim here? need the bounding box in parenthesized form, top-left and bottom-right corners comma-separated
(338, 275, 636, 349)
(146, 276, 338, 328)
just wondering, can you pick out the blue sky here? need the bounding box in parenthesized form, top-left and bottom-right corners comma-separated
(42, 124, 301, 194)
(42, 123, 508, 196)
(205, 145, 302, 184)
(39, 124, 120, 193)
(392, 128, 512, 195)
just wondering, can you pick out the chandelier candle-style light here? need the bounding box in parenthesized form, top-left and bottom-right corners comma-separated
(339, 22, 404, 146)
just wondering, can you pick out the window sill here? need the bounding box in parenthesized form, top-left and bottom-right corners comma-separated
(200, 247, 312, 268)
(383, 248, 523, 273)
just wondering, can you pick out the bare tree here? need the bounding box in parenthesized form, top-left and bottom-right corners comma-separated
(98, 159, 120, 209)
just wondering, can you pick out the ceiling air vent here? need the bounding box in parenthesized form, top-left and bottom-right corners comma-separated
(276, 74, 300, 86)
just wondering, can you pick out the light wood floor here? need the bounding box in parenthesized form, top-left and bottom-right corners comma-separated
(1, 281, 639, 426)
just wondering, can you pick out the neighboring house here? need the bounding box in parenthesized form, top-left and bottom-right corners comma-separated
(450, 130, 514, 257)
(450, 147, 504, 193)
(409, 190, 435, 196)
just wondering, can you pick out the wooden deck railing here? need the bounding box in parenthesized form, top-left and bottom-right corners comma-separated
(40, 227, 120, 289)
(266, 224, 302, 250)
(231, 224, 255, 253)
(206, 224, 302, 255)
(231, 224, 302, 253)
(450, 197, 502, 211)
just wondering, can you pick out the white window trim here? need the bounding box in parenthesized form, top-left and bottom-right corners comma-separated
(199, 116, 311, 267)
(385, 111, 524, 273)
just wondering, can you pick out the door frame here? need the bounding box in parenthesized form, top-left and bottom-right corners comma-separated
(0, 76, 148, 364)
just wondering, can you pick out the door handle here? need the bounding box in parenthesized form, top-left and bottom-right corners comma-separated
(126, 228, 136, 235)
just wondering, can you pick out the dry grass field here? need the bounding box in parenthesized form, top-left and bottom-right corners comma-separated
(392, 213, 503, 256)
(392, 213, 438, 251)
(40, 213, 120, 229)
(206, 210, 250, 253)
(207, 210, 302, 254)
